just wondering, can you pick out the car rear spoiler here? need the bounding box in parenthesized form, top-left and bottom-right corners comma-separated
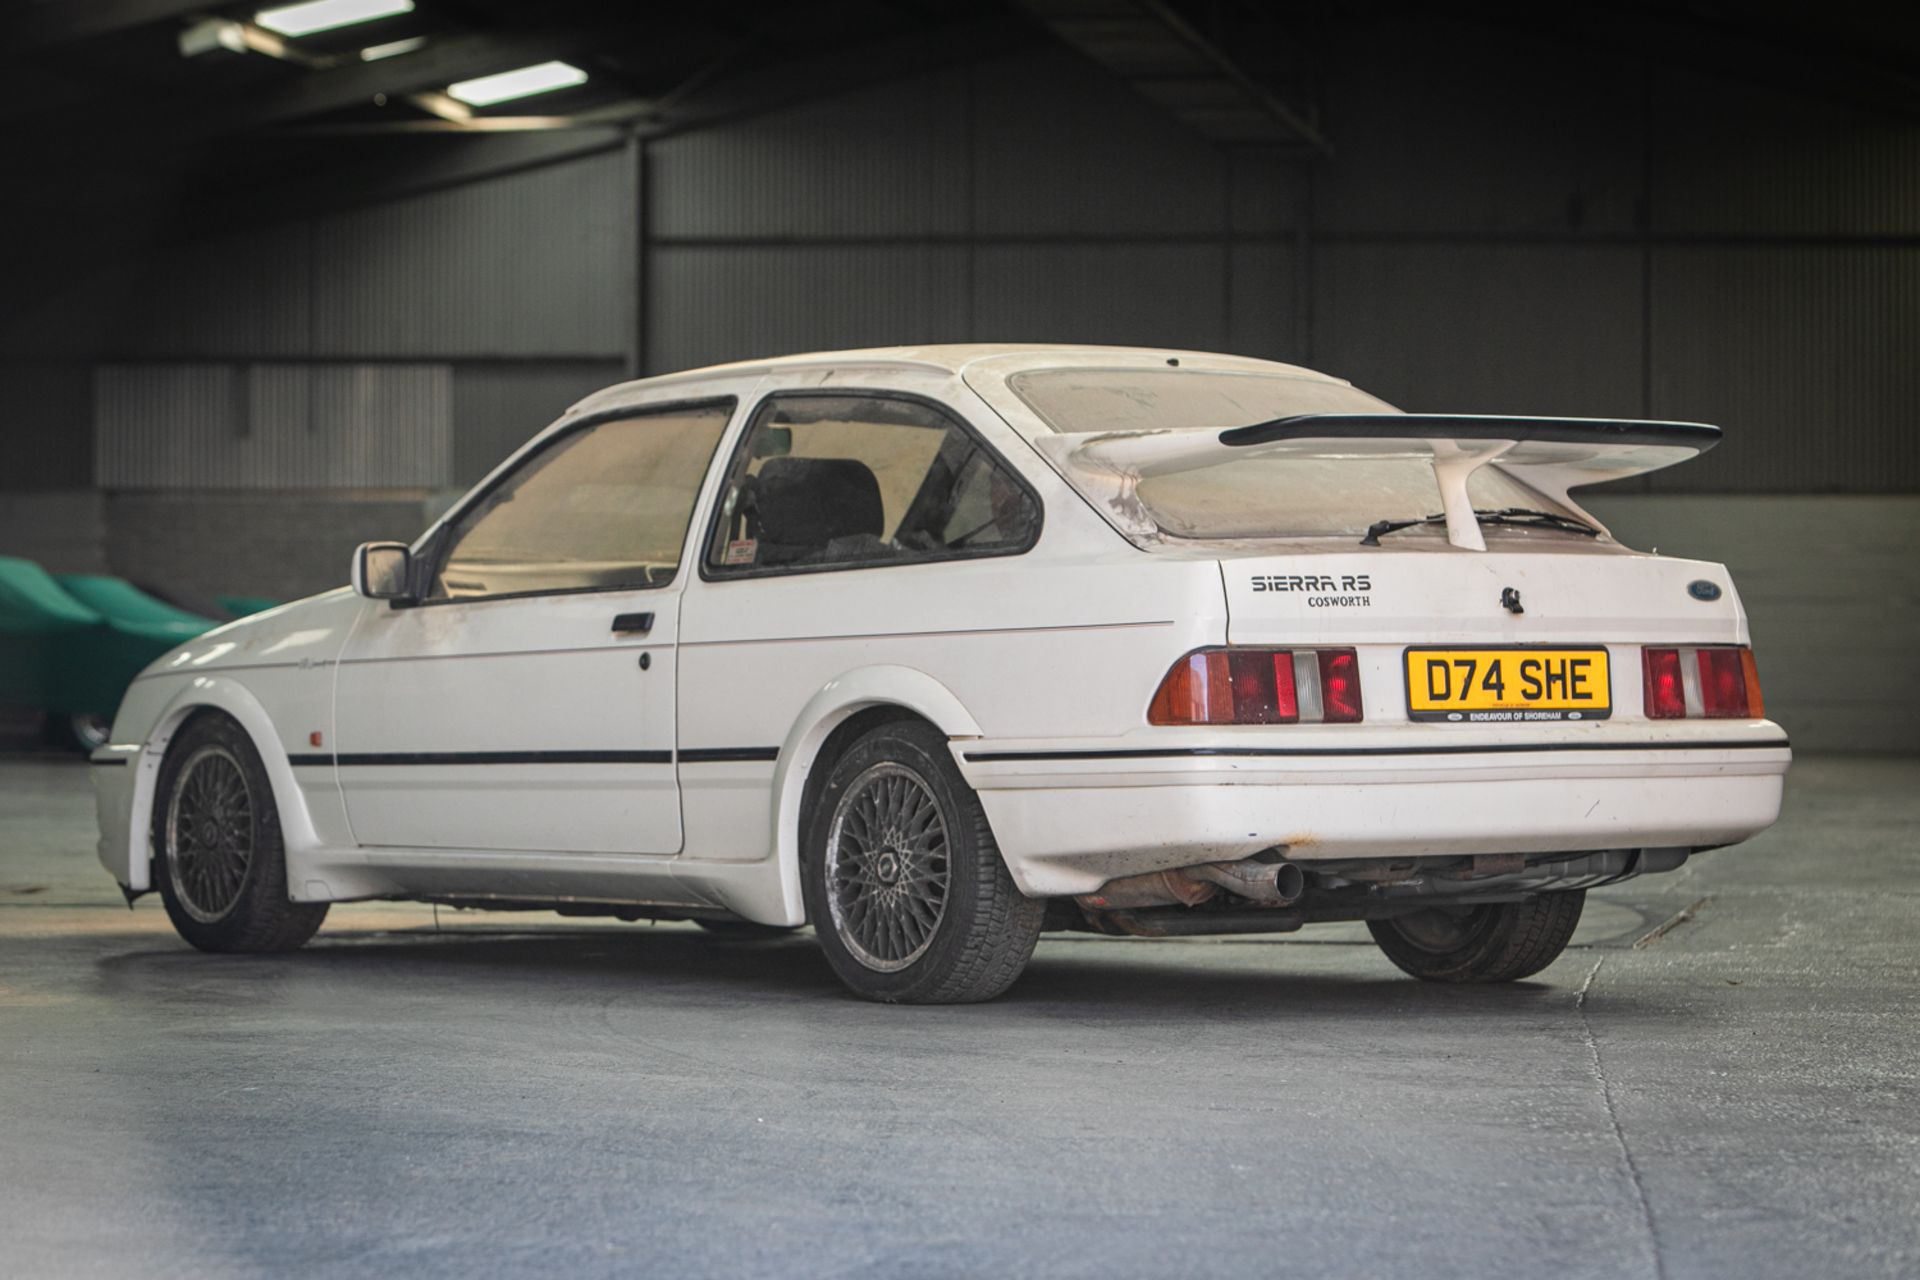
(1044, 414, 1721, 551)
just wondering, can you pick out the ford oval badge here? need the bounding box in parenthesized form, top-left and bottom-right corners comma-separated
(1688, 579, 1722, 602)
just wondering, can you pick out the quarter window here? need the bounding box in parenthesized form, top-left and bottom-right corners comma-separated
(704, 394, 1039, 575)
(430, 401, 732, 601)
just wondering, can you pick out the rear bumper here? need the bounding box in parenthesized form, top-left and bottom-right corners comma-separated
(955, 726, 1790, 897)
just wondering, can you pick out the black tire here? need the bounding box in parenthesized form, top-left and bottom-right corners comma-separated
(151, 713, 328, 953)
(1368, 891, 1585, 983)
(693, 918, 802, 940)
(803, 719, 1044, 1004)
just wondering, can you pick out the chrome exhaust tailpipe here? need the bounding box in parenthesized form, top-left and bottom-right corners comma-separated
(1189, 857, 1306, 906)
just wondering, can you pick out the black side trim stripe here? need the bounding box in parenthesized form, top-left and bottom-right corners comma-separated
(292, 750, 671, 767)
(89, 757, 131, 767)
(287, 748, 778, 767)
(963, 738, 1790, 763)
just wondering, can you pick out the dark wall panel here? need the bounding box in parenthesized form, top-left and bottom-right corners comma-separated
(645, 246, 971, 375)
(1314, 22, 1645, 237)
(971, 46, 1230, 237)
(1652, 76, 1920, 236)
(649, 71, 968, 239)
(451, 361, 626, 485)
(93, 363, 453, 490)
(309, 154, 628, 359)
(1227, 244, 1300, 363)
(53, 154, 628, 363)
(1310, 245, 1645, 415)
(0, 361, 91, 491)
(1649, 247, 1920, 492)
(972, 243, 1229, 351)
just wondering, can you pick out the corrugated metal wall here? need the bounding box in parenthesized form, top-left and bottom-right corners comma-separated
(638, 35, 1920, 497)
(57, 152, 631, 493)
(0, 361, 91, 491)
(95, 363, 452, 489)
(108, 154, 628, 361)
(451, 360, 625, 481)
(645, 45, 1278, 374)
(15, 34, 1912, 499)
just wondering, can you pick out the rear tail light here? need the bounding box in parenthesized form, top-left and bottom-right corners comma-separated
(1318, 649, 1363, 724)
(1643, 648, 1685, 719)
(1641, 646, 1764, 719)
(1149, 648, 1361, 726)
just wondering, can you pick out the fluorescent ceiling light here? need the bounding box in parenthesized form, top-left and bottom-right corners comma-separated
(360, 35, 428, 61)
(447, 61, 588, 107)
(256, 0, 414, 38)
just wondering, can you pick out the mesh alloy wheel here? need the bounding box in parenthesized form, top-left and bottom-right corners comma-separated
(803, 718, 1044, 1003)
(824, 761, 953, 972)
(163, 744, 256, 923)
(151, 713, 328, 953)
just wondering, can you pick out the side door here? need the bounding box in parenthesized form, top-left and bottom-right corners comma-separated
(675, 386, 1045, 862)
(331, 397, 735, 855)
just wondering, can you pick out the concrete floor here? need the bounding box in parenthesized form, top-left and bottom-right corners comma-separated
(2, 757, 1916, 1279)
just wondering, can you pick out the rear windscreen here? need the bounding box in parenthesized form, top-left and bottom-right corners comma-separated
(1009, 367, 1397, 433)
(1133, 456, 1562, 538)
(1010, 368, 1579, 540)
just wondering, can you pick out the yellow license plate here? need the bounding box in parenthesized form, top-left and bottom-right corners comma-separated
(1404, 647, 1611, 722)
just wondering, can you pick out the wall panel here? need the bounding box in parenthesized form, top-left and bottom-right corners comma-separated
(1652, 76, 1920, 236)
(645, 246, 971, 375)
(972, 243, 1229, 351)
(1586, 494, 1920, 752)
(1649, 248, 1920, 492)
(451, 360, 626, 484)
(311, 153, 627, 359)
(95, 363, 452, 490)
(970, 45, 1229, 237)
(0, 361, 92, 491)
(1315, 22, 1645, 237)
(1226, 244, 1299, 362)
(115, 222, 314, 359)
(649, 70, 969, 240)
(1310, 244, 1644, 414)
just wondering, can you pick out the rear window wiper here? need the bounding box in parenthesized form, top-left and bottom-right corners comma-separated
(1360, 507, 1601, 546)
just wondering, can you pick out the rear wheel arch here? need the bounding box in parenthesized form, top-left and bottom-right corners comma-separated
(801, 715, 1045, 1001)
(763, 667, 988, 926)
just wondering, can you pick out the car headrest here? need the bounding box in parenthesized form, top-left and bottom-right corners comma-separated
(752, 456, 885, 550)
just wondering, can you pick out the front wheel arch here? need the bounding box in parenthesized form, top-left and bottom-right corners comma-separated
(149, 709, 328, 952)
(125, 681, 321, 894)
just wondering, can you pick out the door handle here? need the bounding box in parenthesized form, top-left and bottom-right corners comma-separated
(610, 612, 654, 635)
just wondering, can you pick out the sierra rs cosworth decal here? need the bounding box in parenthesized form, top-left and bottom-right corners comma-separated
(1250, 573, 1373, 608)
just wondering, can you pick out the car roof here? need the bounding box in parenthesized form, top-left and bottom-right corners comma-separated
(568, 344, 1347, 416)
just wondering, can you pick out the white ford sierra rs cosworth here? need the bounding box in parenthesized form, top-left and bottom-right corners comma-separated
(92, 345, 1789, 1002)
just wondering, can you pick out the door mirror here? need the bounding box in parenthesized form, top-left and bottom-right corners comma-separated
(351, 542, 413, 601)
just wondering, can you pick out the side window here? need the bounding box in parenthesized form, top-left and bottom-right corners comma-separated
(704, 394, 1039, 576)
(430, 400, 732, 601)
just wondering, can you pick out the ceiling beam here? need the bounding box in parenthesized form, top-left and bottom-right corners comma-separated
(7, 25, 623, 169)
(7, 0, 214, 50)
(1017, 0, 1330, 153)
